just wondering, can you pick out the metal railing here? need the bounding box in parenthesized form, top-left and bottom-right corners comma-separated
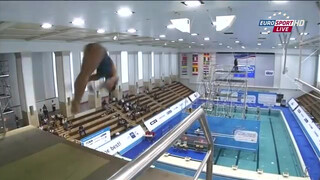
(108, 107, 214, 180)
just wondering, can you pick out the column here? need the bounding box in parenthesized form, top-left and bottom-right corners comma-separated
(88, 80, 101, 109)
(55, 51, 73, 117)
(15, 52, 39, 127)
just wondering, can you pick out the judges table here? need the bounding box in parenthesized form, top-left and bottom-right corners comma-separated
(0, 126, 192, 180)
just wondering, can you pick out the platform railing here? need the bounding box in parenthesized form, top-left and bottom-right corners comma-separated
(107, 107, 214, 180)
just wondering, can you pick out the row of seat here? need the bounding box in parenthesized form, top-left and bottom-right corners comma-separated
(297, 91, 320, 124)
(55, 81, 194, 143)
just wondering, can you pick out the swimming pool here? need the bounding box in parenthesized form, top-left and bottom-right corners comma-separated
(122, 101, 310, 179)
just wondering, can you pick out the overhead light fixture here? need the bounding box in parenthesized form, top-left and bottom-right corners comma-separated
(170, 18, 190, 33)
(257, 43, 262, 46)
(97, 29, 105, 34)
(201, 44, 204, 46)
(300, 32, 309, 35)
(113, 36, 118, 40)
(116, 8, 133, 17)
(273, 1, 288, 3)
(127, 28, 137, 33)
(219, 43, 223, 45)
(204, 37, 210, 41)
(260, 31, 270, 35)
(171, 40, 175, 43)
(286, 16, 290, 19)
(227, 46, 230, 48)
(159, 34, 166, 38)
(264, 27, 267, 31)
(283, 13, 287, 16)
(272, 46, 275, 49)
(235, 40, 240, 43)
(71, 18, 85, 26)
(290, 37, 296, 41)
(211, 21, 217, 26)
(267, 30, 271, 33)
(167, 24, 175, 29)
(41, 23, 52, 29)
(241, 46, 245, 49)
(294, 46, 297, 48)
(215, 15, 236, 31)
(155, 38, 160, 41)
(189, 46, 191, 48)
(178, 38, 183, 41)
(278, 43, 282, 46)
(191, 42, 195, 43)
(182, 1, 203, 7)
(273, 13, 277, 16)
(191, 33, 198, 36)
(268, 16, 272, 19)
(164, 43, 167, 46)
(278, 12, 282, 15)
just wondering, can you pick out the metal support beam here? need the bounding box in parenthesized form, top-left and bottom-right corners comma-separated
(295, 78, 320, 94)
(25, 28, 77, 41)
(67, 32, 121, 42)
(0, 21, 16, 32)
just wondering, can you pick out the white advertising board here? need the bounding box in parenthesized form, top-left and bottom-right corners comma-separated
(96, 125, 145, 155)
(144, 98, 191, 131)
(189, 92, 199, 102)
(288, 98, 299, 110)
(80, 127, 111, 150)
(294, 106, 320, 157)
(258, 93, 277, 106)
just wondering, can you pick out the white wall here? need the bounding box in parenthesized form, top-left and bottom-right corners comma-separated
(179, 49, 317, 100)
(0, 40, 179, 114)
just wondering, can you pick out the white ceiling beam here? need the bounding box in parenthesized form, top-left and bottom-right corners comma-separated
(25, 28, 77, 41)
(0, 22, 16, 32)
(67, 32, 124, 42)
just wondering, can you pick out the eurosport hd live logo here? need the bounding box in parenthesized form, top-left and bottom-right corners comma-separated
(259, 19, 305, 32)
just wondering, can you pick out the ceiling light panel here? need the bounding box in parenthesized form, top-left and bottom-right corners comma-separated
(216, 15, 236, 31)
(170, 18, 190, 33)
(116, 8, 133, 17)
(41, 23, 52, 29)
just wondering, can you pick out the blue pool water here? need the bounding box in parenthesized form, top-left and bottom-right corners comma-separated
(123, 100, 320, 180)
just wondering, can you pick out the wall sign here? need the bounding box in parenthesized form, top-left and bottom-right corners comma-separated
(96, 125, 145, 155)
(203, 53, 210, 78)
(181, 54, 188, 75)
(80, 127, 111, 150)
(192, 54, 199, 75)
(288, 98, 299, 110)
(294, 106, 320, 158)
(265, 70, 274, 76)
(258, 93, 277, 106)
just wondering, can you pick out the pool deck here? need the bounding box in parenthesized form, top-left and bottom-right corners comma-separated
(123, 103, 320, 180)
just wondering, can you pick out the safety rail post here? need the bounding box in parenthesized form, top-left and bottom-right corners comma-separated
(107, 106, 214, 180)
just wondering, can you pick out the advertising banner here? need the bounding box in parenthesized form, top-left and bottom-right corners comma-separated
(96, 125, 145, 155)
(294, 106, 320, 158)
(192, 54, 199, 75)
(181, 54, 188, 75)
(80, 127, 111, 150)
(288, 98, 299, 110)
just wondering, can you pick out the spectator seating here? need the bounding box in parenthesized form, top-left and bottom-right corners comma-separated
(297, 90, 320, 124)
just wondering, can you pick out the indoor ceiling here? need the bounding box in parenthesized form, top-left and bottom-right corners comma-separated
(0, 1, 319, 50)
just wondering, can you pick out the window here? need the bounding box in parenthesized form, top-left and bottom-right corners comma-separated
(121, 51, 129, 83)
(151, 52, 155, 77)
(138, 51, 143, 80)
(79, 51, 88, 91)
(52, 52, 58, 97)
(70, 52, 75, 93)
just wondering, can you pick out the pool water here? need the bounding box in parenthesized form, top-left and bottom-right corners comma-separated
(122, 103, 305, 178)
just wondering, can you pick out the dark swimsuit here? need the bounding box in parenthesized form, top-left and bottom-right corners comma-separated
(97, 54, 114, 79)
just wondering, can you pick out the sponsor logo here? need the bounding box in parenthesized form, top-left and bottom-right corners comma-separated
(150, 119, 158, 125)
(129, 132, 136, 139)
(304, 118, 309, 123)
(167, 110, 172, 115)
(259, 19, 305, 33)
